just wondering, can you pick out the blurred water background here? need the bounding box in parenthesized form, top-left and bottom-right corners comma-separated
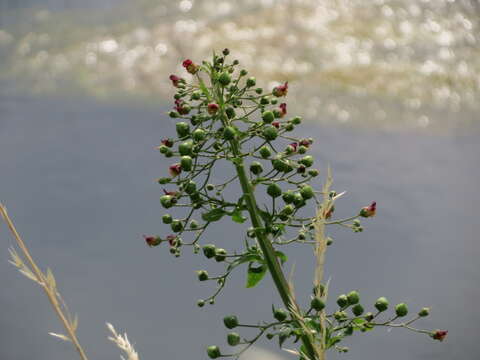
(0, 1, 479, 360)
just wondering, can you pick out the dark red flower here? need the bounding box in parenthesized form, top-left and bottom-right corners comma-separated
(161, 138, 174, 147)
(273, 81, 288, 97)
(360, 201, 376, 218)
(163, 189, 178, 196)
(143, 235, 161, 247)
(182, 59, 198, 74)
(207, 103, 219, 115)
(166, 234, 178, 246)
(297, 165, 306, 174)
(169, 163, 182, 177)
(174, 99, 190, 115)
(299, 139, 312, 147)
(272, 121, 280, 128)
(169, 74, 184, 87)
(279, 103, 287, 117)
(431, 330, 448, 342)
(289, 142, 298, 152)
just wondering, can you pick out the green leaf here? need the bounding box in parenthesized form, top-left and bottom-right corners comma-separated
(231, 209, 247, 224)
(258, 207, 272, 225)
(201, 208, 226, 222)
(327, 336, 343, 348)
(246, 264, 267, 288)
(227, 253, 264, 271)
(275, 251, 288, 264)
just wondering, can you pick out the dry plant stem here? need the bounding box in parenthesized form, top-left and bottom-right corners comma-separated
(0, 203, 89, 360)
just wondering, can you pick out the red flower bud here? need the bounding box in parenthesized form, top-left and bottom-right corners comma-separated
(182, 59, 198, 74)
(161, 138, 174, 147)
(169, 163, 182, 177)
(174, 99, 190, 115)
(359, 201, 376, 218)
(289, 142, 298, 152)
(299, 139, 312, 147)
(272, 81, 288, 97)
(169, 74, 184, 87)
(272, 121, 280, 128)
(431, 330, 448, 341)
(297, 165, 306, 173)
(166, 234, 178, 246)
(163, 189, 178, 196)
(207, 103, 219, 115)
(143, 235, 161, 247)
(279, 103, 287, 117)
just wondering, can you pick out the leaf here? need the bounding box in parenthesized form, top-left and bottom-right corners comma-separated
(227, 253, 264, 271)
(201, 208, 226, 222)
(231, 209, 246, 224)
(246, 264, 267, 288)
(258, 207, 272, 225)
(275, 251, 288, 264)
(278, 327, 292, 347)
(327, 336, 343, 348)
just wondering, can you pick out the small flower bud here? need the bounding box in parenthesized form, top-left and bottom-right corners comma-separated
(215, 248, 227, 262)
(255, 87, 263, 94)
(207, 345, 221, 359)
(170, 220, 183, 233)
(395, 303, 408, 317)
(202, 244, 216, 259)
(352, 304, 364, 316)
(374, 297, 389, 312)
(259, 145, 272, 158)
(263, 125, 278, 140)
(280, 204, 295, 217)
(291, 116, 302, 125)
(143, 235, 161, 247)
(300, 185, 314, 200)
(197, 270, 209, 281)
(278, 103, 287, 117)
(207, 103, 219, 115)
(274, 308, 288, 322)
(260, 96, 270, 105)
(169, 110, 179, 118)
(223, 315, 239, 329)
(267, 183, 282, 198)
(334, 311, 348, 322)
(227, 332, 240, 346)
(299, 155, 314, 167)
(418, 307, 430, 317)
(308, 168, 320, 177)
(246, 77, 256, 87)
(271, 121, 280, 129)
(182, 59, 198, 74)
(218, 72, 231, 86)
(360, 201, 376, 218)
(160, 195, 174, 209)
(272, 81, 288, 97)
(337, 294, 349, 308)
(161, 138, 174, 148)
(249, 162, 264, 175)
(240, 69, 248, 76)
(347, 291, 360, 305)
(169, 74, 184, 87)
(262, 110, 275, 124)
(431, 330, 448, 341)
(176, 122, 190, 137)
(197, 299, 205, 307)
(162, 214, 173, 224)
(192, 128, 206, 141)
(311, 297, 326, 312)
(158, 177, 171, 185)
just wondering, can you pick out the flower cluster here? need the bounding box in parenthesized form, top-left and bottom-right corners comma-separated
(144, 50, 446, 359)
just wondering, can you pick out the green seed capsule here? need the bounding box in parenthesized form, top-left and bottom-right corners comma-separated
(215, 248, 227, 262)
(260, 96, 270, 105)
(197, 299, 205, 307)
(184, 180, 197, 194)
(272, 158, 288, 172)
(293, 192, 305, 208)
(262, 111, 275, 124)
(169, 111, 179, 118)
(285, 123, 294, 131)
(207, 345, 221, 359)
(171, 220, 183, 233)
(160, 195, 174, 209)
(395, 303, 408, 317)
(158, 145, 168, 154)
(225, 107, 236, 119)
(249, 162, 264, 175)
(347, 291, 360, 305)
(337, 294, 349, 308)
(158, 177, 171, 185)
(192, 128, 206, 142)
(259, 145, 272, 159)
(300, 185, 314, 200)
(218, 72, 231, 86)
(308, 169, 319, 177)
(176, 122, 190, 137)
(255, 87, 263, 94)
(197, 270, 209, 281)
(262, 125, 278, 141)
(223, 126, 237, 140)
(311, 297, 326, 311)
(202, 244, 216, 259)
(240, 69, 248, 76)
(280, 204, 295, 216)
(267, 183, 282, 198)
(282, 190, 295, 204)
(418, 307, 430, 317)
(299, 155, 314, 167)
(246, 77, 256, 87)
(227, 332, 241, 346)
(223, 315, 239, 329)
(274, 308, 288, 322)
(374, 297, 389, 312)
(291, 116, 302, 125)
(178, 140, 193, 156)
(191, 91, 201, 100)
(162, 214, 173, 224)
(180, 156, 193, 171)
(352, 304, 364, 316)
(334, 311, 348, 322)
(298, 145, 307, 154)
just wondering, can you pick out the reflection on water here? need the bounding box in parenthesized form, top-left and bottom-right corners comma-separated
(0, 0, 479, 131)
